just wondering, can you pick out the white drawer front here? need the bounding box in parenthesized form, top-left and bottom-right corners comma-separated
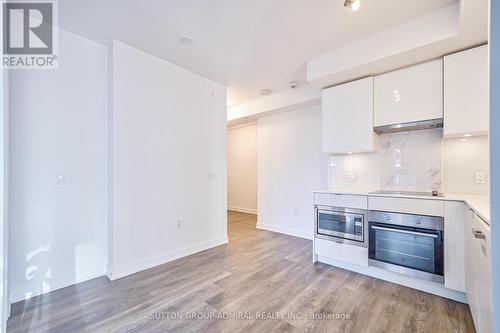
(368, 196, 444, 217)
(314, 193, 367, 210)
(314, 238, 368, 267)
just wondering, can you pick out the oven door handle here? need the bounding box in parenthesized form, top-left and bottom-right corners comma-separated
(371, 225, 438, 239)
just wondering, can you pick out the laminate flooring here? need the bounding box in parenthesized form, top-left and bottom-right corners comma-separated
(7, 211, 475, 332)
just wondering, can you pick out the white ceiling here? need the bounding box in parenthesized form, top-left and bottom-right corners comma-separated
(59, 0, 458, 105)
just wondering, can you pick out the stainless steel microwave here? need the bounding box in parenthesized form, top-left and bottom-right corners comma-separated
(315, 206, 368, 247)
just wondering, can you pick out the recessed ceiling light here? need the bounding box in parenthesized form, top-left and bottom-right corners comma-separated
(179, 35, 193, 45)
(259, 89, 272, 96)
(344, 0, 360, 11)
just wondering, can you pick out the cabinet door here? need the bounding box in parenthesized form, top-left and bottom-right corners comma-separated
(475, 215, 492, 333)
(465, 209, 480, 329)
(466, 210, 493, 333)
(444, 45, 489, 137)
(374, 60, 443, 127)
(444, 202, 465, 292)
(321, 77, 377, 154)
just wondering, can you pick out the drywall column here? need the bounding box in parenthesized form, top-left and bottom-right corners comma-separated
(108, 41, 228, 279)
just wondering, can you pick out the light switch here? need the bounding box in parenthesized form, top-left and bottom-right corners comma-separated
(474, 171, 487, 184)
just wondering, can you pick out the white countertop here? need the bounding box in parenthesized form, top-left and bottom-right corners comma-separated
(314, 188, 490, 224)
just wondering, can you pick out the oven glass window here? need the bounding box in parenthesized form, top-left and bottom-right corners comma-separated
(370, 224, 440, 274)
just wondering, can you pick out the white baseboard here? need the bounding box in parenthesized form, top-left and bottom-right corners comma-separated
(256, 223, 313, 240)
(228, 206, 257, 215)
(108, 235, 229, 281)
(317, 255, 468, 304)
(9, 264, 107, 303)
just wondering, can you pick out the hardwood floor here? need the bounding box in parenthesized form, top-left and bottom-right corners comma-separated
(7, 211, 475, 332)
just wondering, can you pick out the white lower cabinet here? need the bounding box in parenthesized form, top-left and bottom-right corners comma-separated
(314, 238, 368, 267)
(465, 209, 492, 333)
(444, 202, 465, 292)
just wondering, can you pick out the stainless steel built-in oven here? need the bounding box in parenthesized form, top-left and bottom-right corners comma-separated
(368, 211, 444, 283)
(315, 206, 368, 247)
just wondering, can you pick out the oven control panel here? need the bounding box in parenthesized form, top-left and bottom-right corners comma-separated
(369, 210, 443, 231)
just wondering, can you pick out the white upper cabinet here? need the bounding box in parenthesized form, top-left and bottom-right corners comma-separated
(374, 60, 443, 127)
(444, 45, 489, 137)
(321, 77, 377, 154)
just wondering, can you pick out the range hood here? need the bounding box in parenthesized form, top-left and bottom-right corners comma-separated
(374, 118, 443, 134)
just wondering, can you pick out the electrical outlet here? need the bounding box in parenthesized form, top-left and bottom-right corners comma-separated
(474, 171, 487, 184)
(176, 219, 182, 229)
(294, 208, 299, 216)
(345, 171, 358, 183)
(56, 174, 66, 184)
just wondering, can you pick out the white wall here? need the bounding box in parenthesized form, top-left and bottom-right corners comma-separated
(109, 41, 227, 279)
(257, 105, 328, 239)
(9, 29, 108, 302)
(227, 84, 320, 123)
(443, 136, 490, 195)
(227, 124, 257, 214)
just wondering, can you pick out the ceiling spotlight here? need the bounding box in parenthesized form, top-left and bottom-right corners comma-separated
(259, 89, 272, 96)
(179, 35, 193, 45)
(289, 81, 298, 90)
(344, 0, 360, 11)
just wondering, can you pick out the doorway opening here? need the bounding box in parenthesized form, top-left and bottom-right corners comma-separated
(227, 122, 258, 239)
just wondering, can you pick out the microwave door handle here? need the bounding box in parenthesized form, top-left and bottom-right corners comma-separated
(318, 210, 360, 219)
(371, 225, 438, 239)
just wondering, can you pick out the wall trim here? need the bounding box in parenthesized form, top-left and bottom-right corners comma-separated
(108, 235, 229, 281)
(256, 223, 313, 240)
(9, 264, 107, 303)
(228, 206, 257, 215)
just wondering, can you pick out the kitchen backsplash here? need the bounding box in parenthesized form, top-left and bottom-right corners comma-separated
(379, 129, 443, 192)
(329, 128, 489, 195)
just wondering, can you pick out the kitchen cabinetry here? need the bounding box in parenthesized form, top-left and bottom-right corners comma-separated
(443, 202, 465, 292)
(314, 193, 367, 210)
(444, 45, 489, 137)
(374, 60, 442, 127)
(465, 209, 492, 333)
(321, 77, 377, 154)
(314, 237, 368, 267)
